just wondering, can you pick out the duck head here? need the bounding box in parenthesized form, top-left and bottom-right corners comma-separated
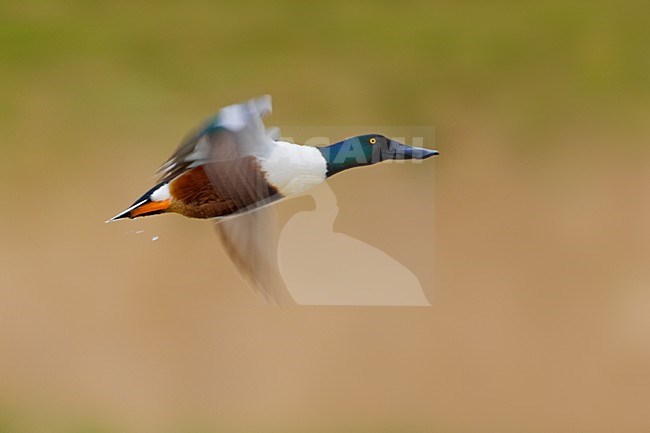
(318, 134, 438, 176)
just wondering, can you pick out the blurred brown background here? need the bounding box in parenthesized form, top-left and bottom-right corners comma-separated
(1, 1, 650, 432)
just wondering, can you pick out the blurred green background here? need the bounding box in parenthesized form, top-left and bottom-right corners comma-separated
(1, 1, 650, 432)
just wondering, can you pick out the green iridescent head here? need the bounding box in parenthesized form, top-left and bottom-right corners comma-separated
(317, 134, 438, 176)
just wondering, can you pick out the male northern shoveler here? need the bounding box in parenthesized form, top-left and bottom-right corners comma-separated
(108, 96, 438, 302)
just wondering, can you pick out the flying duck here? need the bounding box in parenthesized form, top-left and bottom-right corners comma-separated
(108, 96, 438, 302)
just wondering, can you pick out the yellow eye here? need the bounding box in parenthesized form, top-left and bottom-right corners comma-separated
(369, 137, 377, 144)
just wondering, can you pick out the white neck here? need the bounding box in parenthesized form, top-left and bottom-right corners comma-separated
(258, 141, 328, 196)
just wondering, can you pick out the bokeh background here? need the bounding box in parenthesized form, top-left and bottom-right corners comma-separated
(2, 1, 650, 432)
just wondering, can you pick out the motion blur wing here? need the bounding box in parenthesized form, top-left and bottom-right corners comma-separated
(156, 96, 289, 303)
(156, 95, 275, 184)
(215, 206, 289, 305)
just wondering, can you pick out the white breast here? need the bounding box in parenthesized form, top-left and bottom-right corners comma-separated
(258, 141, 327, 196)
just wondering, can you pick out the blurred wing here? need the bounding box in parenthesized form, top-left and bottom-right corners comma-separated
(158, 94, 284, 216)
(156, 95, 273, 184)
(266, 126, 282, 141)
(157, 95, 289, 302)
(215, 206, 290, 305)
